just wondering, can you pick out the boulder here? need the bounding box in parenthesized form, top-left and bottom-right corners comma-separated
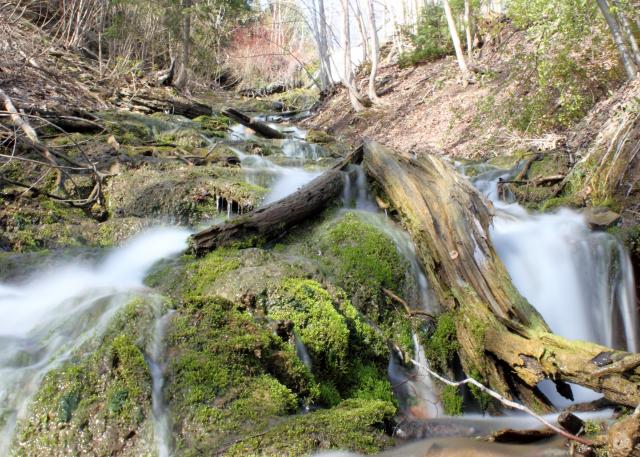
(583, 206, 621, 230)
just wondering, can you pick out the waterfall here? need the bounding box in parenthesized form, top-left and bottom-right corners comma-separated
(294, 332, 312, 370)
(148, 308, 175, 457)
(0, 228, 190, 453)
(470, 166, 639, 406)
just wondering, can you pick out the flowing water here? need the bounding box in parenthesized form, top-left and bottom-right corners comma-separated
(470, 164, 640, 407)
(2, 113, 639, 456)
(0, 228, 190, 454)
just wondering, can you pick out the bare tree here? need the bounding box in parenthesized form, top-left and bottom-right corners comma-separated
(441, 0, 470, 76)
(612, 0, 640, 66)
(366, 0, 382, 104)
(464, 0, 473, 59)
(341, 0, 366, 111)
(596, 0, 638, 80)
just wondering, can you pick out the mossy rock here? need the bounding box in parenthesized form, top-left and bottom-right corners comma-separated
(262, 278, 392, 406)
(156, 129, 208, 148)
(13, 297, 161, 456)
(306, 129, 336, 144)
(192, 114, 230, 137)
(224, 399, 395, 456)
(165, 296, 317, 455)
(107, 167, 267, 224)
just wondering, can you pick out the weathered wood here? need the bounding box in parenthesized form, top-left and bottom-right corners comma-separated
(558, 411, 585, 435)
(363, 139, 640, 408)
(223, 108, 286, 139)
(113, 88, 212, 119)
(190, 146, 362, 255)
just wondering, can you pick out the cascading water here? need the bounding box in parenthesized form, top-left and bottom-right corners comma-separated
(0, 228, 190, 454)
(148, 308, 175, 457)
(341, 166, 442, 419)
(469, 164, 640, 405)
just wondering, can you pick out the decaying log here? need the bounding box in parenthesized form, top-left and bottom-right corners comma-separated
(363, 139, 640, 408)
(223, 108, 286, 139)
(113, 88, 212, 119)
(190, 146, 362, 255)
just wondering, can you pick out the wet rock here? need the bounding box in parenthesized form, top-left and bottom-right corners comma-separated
(306, 129, 336, 144)
(608, 412, 640, 457)
(558, 411, 585, 435)
(583, 207, 621, 230)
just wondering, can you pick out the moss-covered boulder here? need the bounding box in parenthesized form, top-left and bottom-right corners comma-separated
(225, 399, 395, 456)
(305, 129, 335, 144)
(107, 167, 267, 224)
(14, 297, 161, 457)
(165, 296, 317, 455)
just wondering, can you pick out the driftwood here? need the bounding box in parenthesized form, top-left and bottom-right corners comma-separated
(113, 88, 212, 119)
(190, 146, 362, 255)
(363, 139, 640, 409)
(223, 108, 286, 139)
(239, 82, 289, 98)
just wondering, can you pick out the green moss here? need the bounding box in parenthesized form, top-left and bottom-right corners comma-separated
(186, 249, 242, 297)
(15, 298, 155, 456)
(424, 311, 459, 371)
(442, 385, 463, 416)
(166, 295, 318, 454)
(193, 114, 230, 137)
(305, 129, 335, 144)
(314, 212, 408, 316)
(225, 399, 395, 456)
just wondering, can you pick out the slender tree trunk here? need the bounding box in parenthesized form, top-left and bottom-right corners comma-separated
(341, 0, 366, 112)
(596, 0, 638, 80)
(353, 0, 369, 63)
(318, 0, 333, 86)
(310, 0, 328, 90)
(441, 0, 469, 76)
(367, 0, 382, 104)
(613, 1, 640, 66)
(176, 0, 192, 87)
(464, 0, 473, 59)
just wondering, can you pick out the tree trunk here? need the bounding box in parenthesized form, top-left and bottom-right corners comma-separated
(318, 0, 333, 87)
(341, 0, 367, 112)
(442, 0, 470, 76)
(464, 0, 473, 59)
(176, 0, 192, 87)
(367, 0, 382, 104)
(353, 0, 369, 64)
(613, 2, 640, 66)
(363, 139, 640, 409)
(223, 108, 286, 139)
(596, 0, 638, 80)
(113, 88, 212, 118)
(191, 147, 362, 255)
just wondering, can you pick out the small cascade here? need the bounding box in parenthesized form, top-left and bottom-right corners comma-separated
(340, 165, 378, 211)
(469, 166, 640, 406)
(0, 228, 189, 454)
(294, 332, 312, 370)
(148, 307, 175, 457)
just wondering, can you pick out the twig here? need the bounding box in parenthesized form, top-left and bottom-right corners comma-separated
(408, 358, 595, 446)
(593, 354, 640, 378)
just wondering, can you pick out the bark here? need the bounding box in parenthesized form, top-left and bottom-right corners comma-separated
(597, 0, 638, 80)
(113, 88, 212, 118)
(191, 146, 362, 255)
(442, 0, 470, 76)
(317, 0, 333, 87)
(464, 0, 473, 59)
(223, 108, 286, 139)
(366, 0, 382, 104)
(613, 2, 640, 67)
(341, 0, 367, 112)
(363, 139, 640, 408)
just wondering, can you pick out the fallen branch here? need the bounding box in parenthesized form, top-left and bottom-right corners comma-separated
(223, 108, 286, 140)
(408, 358, 595, 447)
(191, 146, 362, 255)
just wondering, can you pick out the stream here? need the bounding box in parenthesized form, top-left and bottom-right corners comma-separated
(0, 112, 638, 456)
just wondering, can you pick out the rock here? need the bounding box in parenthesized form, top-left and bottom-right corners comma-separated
(582, 207, 621, 230)
(306, 129, 336, 144)
(558, 411, 585, 435)
(608, 413, 640, 457)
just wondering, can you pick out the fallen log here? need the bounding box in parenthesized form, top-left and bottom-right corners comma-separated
(190, 147, 361, 255)
(113, 88, 212, 119)
(363, 139, 640, 408)
(223, 108, 286, 139)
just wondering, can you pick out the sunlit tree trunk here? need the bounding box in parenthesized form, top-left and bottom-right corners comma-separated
(441, 0, 469, 75)
(176, 0, 192, 87)
(612, 1, 640, 66)
(367, 0, 382, 104)
(353, 0, 370, 63)
(318, 0, 334, 86)
(341, 0, 366, 111)
(596, 0, 638, 80)
(464, 0, 473, 59)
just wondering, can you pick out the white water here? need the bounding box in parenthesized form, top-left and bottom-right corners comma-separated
(149, 309, 175, 457)
(0, 227, 190, 453)
(470, 165, 640, 406)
